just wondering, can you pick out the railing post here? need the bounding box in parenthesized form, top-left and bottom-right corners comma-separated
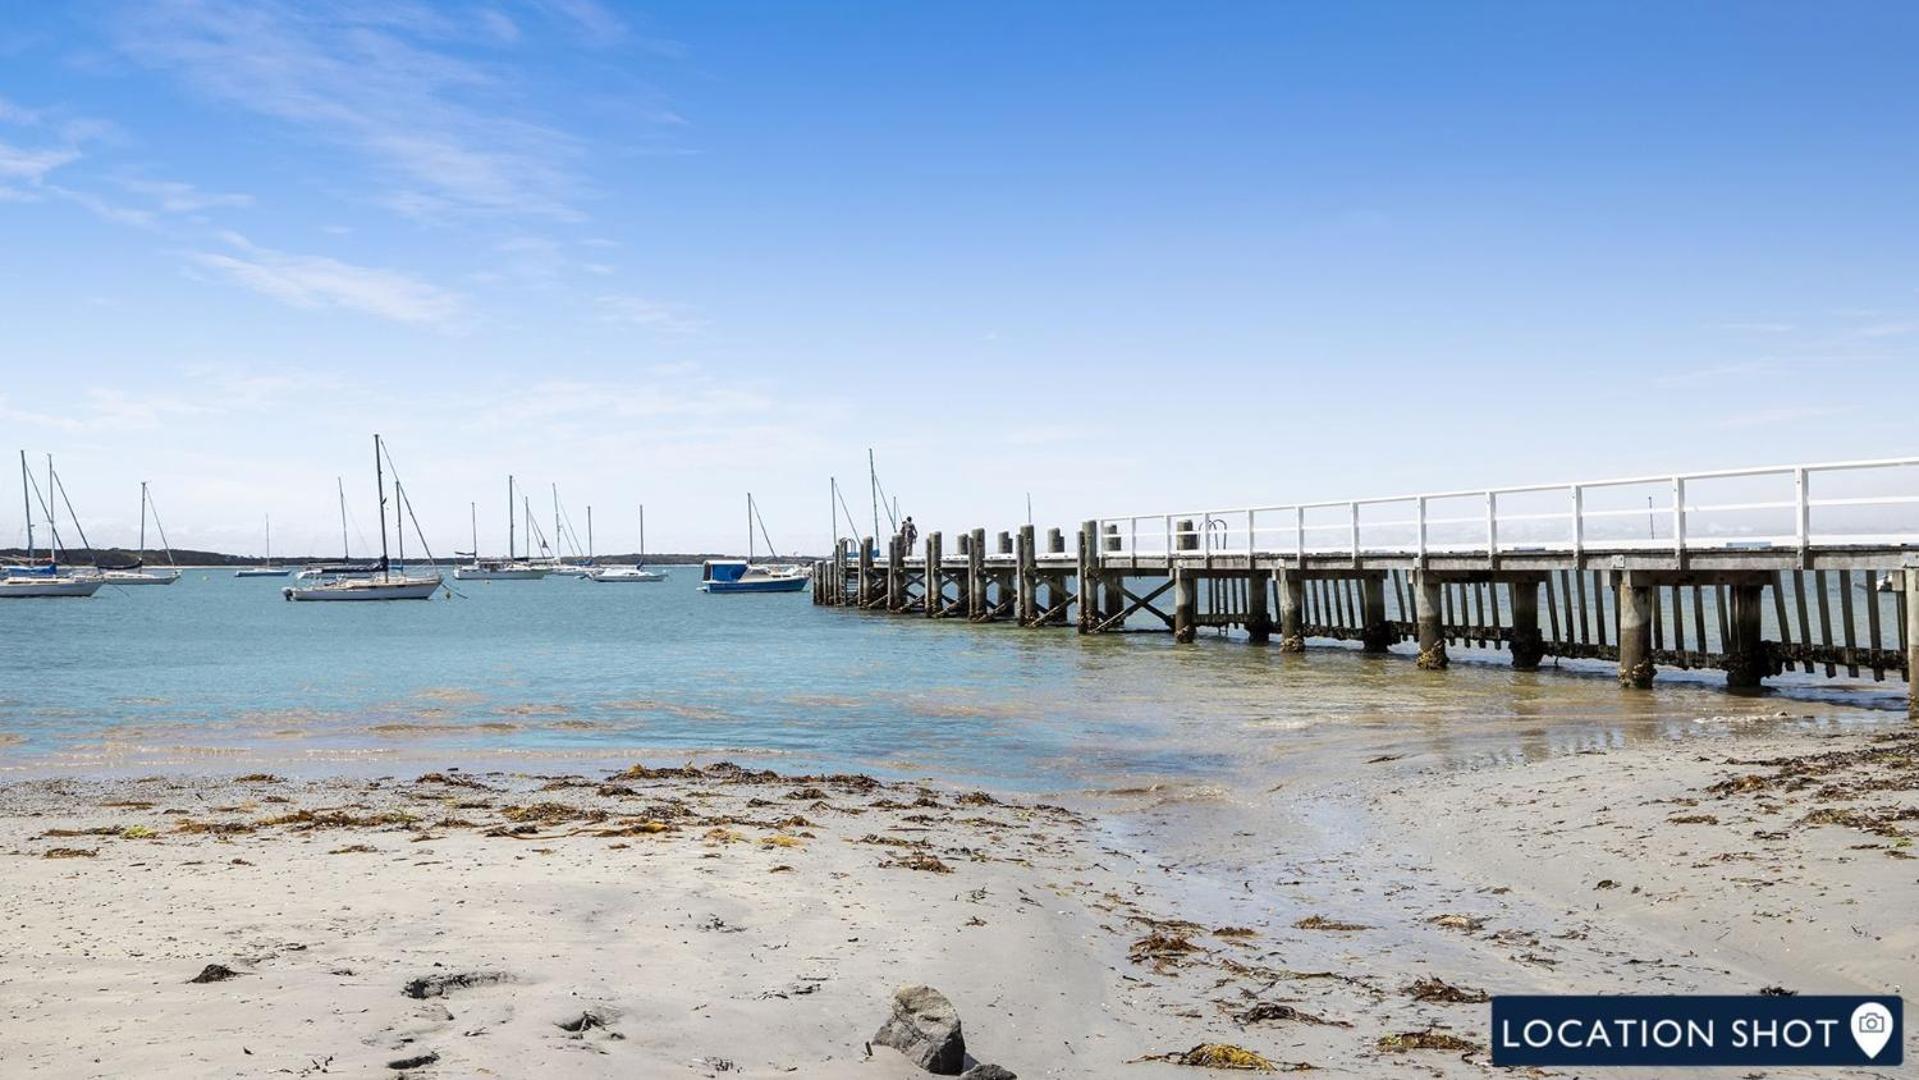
(1349, 502, 1360, 566)
(1415, 496, 1427, 563)
(1794, 467, 1809, 568)
(1294, 506, 1304, 565)
(1571, 484, 1584, 565)
(1246, 509, 1256, 557)
(1672, 476, 1686, 564)
(1485, 491, 1497, 563)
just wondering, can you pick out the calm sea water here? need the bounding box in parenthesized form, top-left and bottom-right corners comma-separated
(0, 570, 1903, 791)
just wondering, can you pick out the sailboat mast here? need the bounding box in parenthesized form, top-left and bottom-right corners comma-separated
(470, 501, 478, 561)
(139, 481, 148, 555)
(46, 455, 61, 559)
(748, 493, 754, 561)
(374, 434, 389, 580)
(552, 483, 561, 565)
(395, 479, 405, 567)
(507, 475, 515, 560)
(869, 448, 879, 547)
(265, 514, 271, 562)
(639, 504, 646, 564)
(337, 478, 349, 559)
(586, 505, 593, 562)
(18, 451, 32, 563)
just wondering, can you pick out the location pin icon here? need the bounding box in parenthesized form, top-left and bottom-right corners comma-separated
(1851, 1002, 1893, 1060)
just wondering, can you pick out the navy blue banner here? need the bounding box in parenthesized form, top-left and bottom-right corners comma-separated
(1491, 995, 1903, 1067)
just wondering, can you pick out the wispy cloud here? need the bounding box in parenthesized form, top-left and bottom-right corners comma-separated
(113, 0, 600, 220)
(186, 232, 464, 325)
(118, 177, 253, 213)
(595, 293, 699, 333)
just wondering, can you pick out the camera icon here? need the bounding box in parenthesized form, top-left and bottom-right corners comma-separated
(1857, 1014, 1886, 1034)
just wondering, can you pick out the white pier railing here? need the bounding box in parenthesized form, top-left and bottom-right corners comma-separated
(1096, 457, 1919, 562)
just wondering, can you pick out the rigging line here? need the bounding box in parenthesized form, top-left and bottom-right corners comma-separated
(871, 469, 900, 531)
(832, 479, 864, 544)
(379, 442, 463, 598)
(752, 497, 781, 560)
(143, 485, 176, 564)
(23, 469, 58, 555)
(52, 469, 99, 560)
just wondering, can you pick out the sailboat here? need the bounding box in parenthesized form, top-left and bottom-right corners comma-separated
(100, 482, 182, 585)
(452, 476, 549, 580)
(1, 451, 104, 598)
(591, 504, 666, 582)
(236, 515, 289, 576)
(283, 435, 444, 601)
(541, 484, 592, 577)
(699, 494, 808, 594)
(296, 479, 383, 581)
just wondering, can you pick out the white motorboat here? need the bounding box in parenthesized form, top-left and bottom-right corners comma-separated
(0, 573, 104, 598)
(236, 515, 290, 576)
(591, 565, 667, 582)
(282, 435, 445, 602)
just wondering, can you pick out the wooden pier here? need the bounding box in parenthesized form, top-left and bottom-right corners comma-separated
(812, 458, 1919, 713)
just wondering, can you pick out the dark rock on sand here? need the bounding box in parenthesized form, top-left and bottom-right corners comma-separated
(386, 1050, 439, 1069)
(874, 984, 965, 1074)
(961, 1065, 1017, 1079)
(188, 964, 240, 983)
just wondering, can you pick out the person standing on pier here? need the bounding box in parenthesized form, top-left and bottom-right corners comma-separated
(899, 516, 918, 554)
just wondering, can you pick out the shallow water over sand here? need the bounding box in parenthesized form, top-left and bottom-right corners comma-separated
(1, 570, 1903, 788)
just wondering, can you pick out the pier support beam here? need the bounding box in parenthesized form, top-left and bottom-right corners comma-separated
(1509, 578, 1544, 670)
(885, 536, 902, 611)
(1173, 569, 1196, 643)
(1277, 569, 1305, 651)
(1076, 521, 1096, 634)
(1723, 582, 1771, 689)
(1907, 569, 1919, 717)
(1414, 571, 1448, 669)
(1359, 575, 1392, 653)
(1246, 568, 1272, 644)
(1617, 571, 1654, 689)
(925, 532, 943, 618)
(1016, 525, 1036, 625)
(968, 527, 987, 620)
(857, 537, 874, 608)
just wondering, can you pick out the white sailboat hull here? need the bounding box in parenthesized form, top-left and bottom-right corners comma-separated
(235, 567, 290, 577)
(452, 565, 550, 580)
(284, 575, 443, 601)
(0, 576, 105, 598)
(101, 568, 181, 585)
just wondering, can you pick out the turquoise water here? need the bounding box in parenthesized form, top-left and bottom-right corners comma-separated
(0, 571, 1903, 790)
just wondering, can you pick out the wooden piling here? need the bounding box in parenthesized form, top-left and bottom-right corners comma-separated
(1246, 568, 1272, 644)
(1076, 520, 1097, 634)
(968, 527, 987, 620)
(1510, 578, 1544, 670)
(1414, 571, 1447, 669)
(1359, 575, 1391, 652)
(1617, 572, 1654, 688)
(1724, 581, 1769, 689)
(1017, 524, 1037, 625)
(857, 537, 874, 608)
(1906, 569, 1919, 716)
(1276, 569, 1304, 651)
(926, 532, 944, 618)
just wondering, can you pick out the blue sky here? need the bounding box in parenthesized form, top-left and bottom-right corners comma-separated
(2, 1, 1916, 556)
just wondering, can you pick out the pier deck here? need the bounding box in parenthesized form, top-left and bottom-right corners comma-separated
(813, 457, 1919, 712)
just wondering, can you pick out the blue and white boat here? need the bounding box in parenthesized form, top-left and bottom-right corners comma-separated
(698, 494, 809, 594)
(3, 451, 103, 598)
(699, 559, 807, 593)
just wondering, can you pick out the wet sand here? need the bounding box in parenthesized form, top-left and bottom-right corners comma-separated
(1, 721, 1914, 1077)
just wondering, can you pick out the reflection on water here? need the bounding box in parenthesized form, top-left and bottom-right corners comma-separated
(0, 572, 1902, 790)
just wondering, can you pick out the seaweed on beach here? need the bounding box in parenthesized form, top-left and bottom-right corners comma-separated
(1424, 914, 1486, 933)
(1377, 1029, 1477, 1052)
(1404, 977, 1489, 1004)
(1130, 931, 1200, 964)
(879, 852, 953, 873)
(497, 803, 607, 825)
(1133, 1043, 1300, 1070)
(261, 808, 419, 830)
(174, 819, 257, 835)
(1232, 1002, 1348, 1027)
(1292, 915, 1370, 932)
(43, 846, 97, 858)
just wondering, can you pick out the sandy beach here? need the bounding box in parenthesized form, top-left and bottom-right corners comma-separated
(2, 717, 1912, 1078)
